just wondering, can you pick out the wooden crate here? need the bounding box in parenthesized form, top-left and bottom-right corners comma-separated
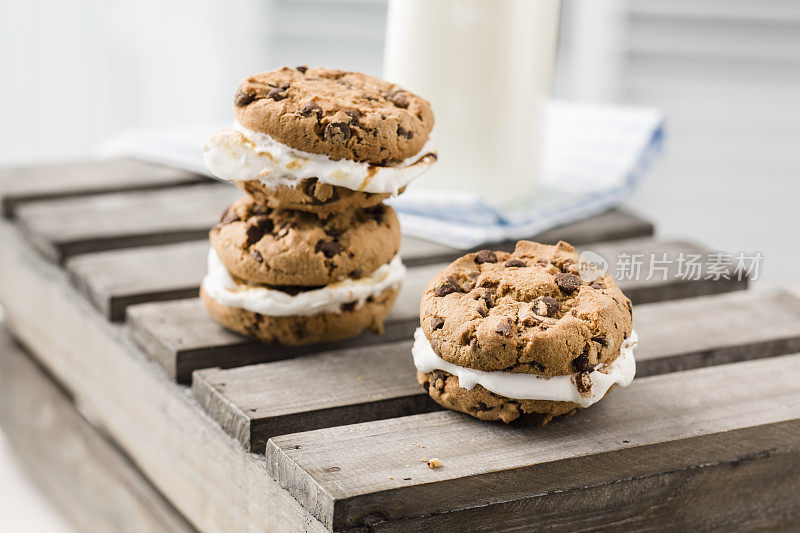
(0, 159, 798, 532)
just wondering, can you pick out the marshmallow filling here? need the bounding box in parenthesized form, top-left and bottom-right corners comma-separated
(202, 122, 436, 195)
(202, 248, 406, 316)
(413, 328, 637, 408)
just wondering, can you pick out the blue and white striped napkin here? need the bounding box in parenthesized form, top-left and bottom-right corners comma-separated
(391, 101, 665, 248)
(100, 101, 664, 250)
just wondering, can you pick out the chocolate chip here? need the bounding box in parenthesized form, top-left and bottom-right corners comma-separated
(364, 204, 386, 222)
(304, 178, 337, 205)
(494, 318, 513, 336)
(589, 281, 604, 290)
(324, 226, 341, 238)
(324, 122, 351, 142)
(430, 317, 445, 330)
(476, 305, 488, 318)
(250, 249, 263, 263)
(397, 125, 413, 139)
(301, 102, 322, 118)
(572, 353, 593, 373)
(315, 241, 343, 258)
(246, 225, 264, 245)
(429, 370, 448, 390)
(477, 288, 495, 308)
(575, 372, 593, 395)
(555, 272, 582, 293)
(390, 91, 409, 108)
(267, 87, 287, 101)
(341, 302, 356, 312)
(531, 296, 560, 317)
(296, 65, 308, 73)
(251, 215, 274, 234)
(345, 109, 360, 125)
(474, 251, 498, 264)
(219, 206, 239, 224)
(505, 259, 526, 268)
(349, 268, 363, 279)
(434, 281, 458, 297)
(233, 89, 255, 107)
(591, 335, 608, 347)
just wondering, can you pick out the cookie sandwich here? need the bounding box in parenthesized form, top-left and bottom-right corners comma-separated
(201, 66, 437, 345)
(203, 66, 437, 217)
(201, 196, 404, 345)
(414, 241, 636, 425)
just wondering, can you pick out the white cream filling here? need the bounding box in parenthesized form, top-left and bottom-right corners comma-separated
(202, 248, 406, 316)
(413, 328, 637, 408)
(202, 122, 436, 195)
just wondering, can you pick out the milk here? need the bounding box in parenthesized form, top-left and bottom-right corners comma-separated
(383, 0, 561, 211)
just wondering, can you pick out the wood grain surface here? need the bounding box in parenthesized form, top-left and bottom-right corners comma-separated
(0, 221, 328, 533)
(0, 158, 206, 216)
(0, 328, 195, 533)
(14, 183, 240, 262)
(267, 354, 800, 530)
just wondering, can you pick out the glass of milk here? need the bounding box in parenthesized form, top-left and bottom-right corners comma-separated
(384, 0, 561, 212)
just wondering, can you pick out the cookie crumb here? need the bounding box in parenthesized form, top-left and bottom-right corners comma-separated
(427, 458, 443, 469)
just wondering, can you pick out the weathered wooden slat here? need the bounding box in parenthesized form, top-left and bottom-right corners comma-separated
(0, 329, 195, 533)
(193, 289, 800, 452)
(126, 277, 431, 382)
(127, 237, 747, 382)
(399, 208, 654, 267)
(65, 211, 653, 322)
(266, 354, 800, 531)
(67, 241, 210, 321)
(14, 183, 240, 262)
(0, 158, 206, 216)
(0, 221, 327, 533)
(192, 340, 429, 452)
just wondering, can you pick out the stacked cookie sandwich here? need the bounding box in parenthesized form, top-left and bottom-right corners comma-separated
(414, 241, 637, 425)
(201, 66, 436, 345)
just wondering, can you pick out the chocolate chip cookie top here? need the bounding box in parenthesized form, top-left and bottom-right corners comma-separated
(210, 195, 401, 286)
(420, 241, 633, 377)
(233, 66, 434, 164)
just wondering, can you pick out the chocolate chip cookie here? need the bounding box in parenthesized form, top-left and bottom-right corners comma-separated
(415, 240, 636, 425)
(201, 285, 399, 346)
(235, 179, 392, 218)
(210, 195, 400, 287)
(233, 66, 434, 163)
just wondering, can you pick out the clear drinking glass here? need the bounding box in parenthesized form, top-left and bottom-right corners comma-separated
(384, 0, 561, 212)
